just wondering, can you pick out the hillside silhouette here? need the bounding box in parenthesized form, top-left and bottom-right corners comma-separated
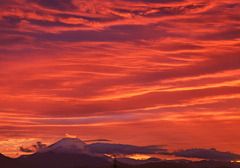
(1, 137, 240, 168)
(1, 152, 240, 168)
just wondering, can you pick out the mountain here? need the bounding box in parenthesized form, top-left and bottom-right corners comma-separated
(187, 160, 240, 168)
(9, 137, 240, 168)
(49, 138, 86, 149)
(18, 151, 111, 168)
(104, 160, 240, 168)
(0, 153, 34, 168)
(18, 137, 111, 168)
(42, 137, 87, 154)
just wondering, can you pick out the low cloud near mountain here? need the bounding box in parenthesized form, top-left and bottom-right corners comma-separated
(19, 142, 47, 153)
(86, 143, 168, 155)
(84, 139, 111, 143)
(18, 138, 240, 162)
(172, 148, 240, 161)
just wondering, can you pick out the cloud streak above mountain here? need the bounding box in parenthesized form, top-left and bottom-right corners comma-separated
(0, 0, 240, 159)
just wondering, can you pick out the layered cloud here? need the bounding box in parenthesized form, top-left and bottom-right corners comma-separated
(87, 143, 167, 155)
(27, 0, 78, 11)
(84, 139, 111, 143)
(18, 139, 240, 162)
(0, 0, 240, 159)
(172, 148, 240, 161)
(19, 146, 33, 153)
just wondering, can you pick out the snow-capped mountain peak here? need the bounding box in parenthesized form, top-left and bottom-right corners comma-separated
(38, 138, 87, 154)
(49, 138, 86, 149)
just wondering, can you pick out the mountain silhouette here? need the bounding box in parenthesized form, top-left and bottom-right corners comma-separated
(17, 137, 111, 168)
(0, 153, 34, 168)
(1, 137, 240, 168)
(40, 137, 87, 154)
(49, 138, 86, 149)
(18, 151, 111, 168)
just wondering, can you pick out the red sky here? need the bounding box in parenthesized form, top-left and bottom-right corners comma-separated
(0, 0, 240, 159)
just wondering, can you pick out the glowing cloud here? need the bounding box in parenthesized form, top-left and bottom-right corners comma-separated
(0, 0, 240, 159)
(65, 133, 77, 138)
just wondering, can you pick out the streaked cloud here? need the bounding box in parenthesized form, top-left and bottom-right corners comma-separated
(0, 0, 240, 159)
(172, 148, 240, 161)
(87, 143, 167, 155)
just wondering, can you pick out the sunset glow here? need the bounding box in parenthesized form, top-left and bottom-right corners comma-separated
(0, 0, 240, 160)
(129, 154, 151, 160)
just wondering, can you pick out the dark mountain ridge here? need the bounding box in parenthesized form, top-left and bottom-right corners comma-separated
(1, 152, 240, 168)
(1, 138, 240, 168)
(0, 153, 34, 168)
(17, 151, 111, 168)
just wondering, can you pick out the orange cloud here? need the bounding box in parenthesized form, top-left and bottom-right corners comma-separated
(0, 0, 240, 158)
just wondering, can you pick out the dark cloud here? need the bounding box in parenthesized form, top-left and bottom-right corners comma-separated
(27, 0, 77, 11)
(84, 139, 111, 143)
(149, 43, 204, 51)
(146, 4, 205, 17)
(199, 28, 240, 41)
(1, 0, 10, 5)
(113, 4, 206, 18)
(0, 16, 21, 29)
(32, 142, 47, 151)
(19, 146, 33, 153)
(19, 142, 47, 153)
(26, 14, 121, 28)
(113, 6, 184, 17)
(35, 24, 178, 42)
(27, 19, 85, 27)
(0, 0, 19, 6)
(121, 0, 184, 3)
(86, 143, 167, 155)
(56, 13, 122, 23)
(172, 148, 240, 161)
(227, 3, 240, 8)
(0, 33, 29, 46)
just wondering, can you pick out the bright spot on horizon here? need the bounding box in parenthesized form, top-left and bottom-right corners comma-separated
(231, 160, 240, 163)
(129, 154, 151, 160)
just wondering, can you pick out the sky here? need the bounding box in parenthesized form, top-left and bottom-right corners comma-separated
(0, 0, 240, 160)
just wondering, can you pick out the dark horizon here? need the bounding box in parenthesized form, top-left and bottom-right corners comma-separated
(2, 136, 240, 163)
(1, 138, 240, 168)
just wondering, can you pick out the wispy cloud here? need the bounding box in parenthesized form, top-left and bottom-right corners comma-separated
(0, 0, 240, 158)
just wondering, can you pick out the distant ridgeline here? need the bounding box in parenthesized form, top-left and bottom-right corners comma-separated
(0, 138, 240, 168)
